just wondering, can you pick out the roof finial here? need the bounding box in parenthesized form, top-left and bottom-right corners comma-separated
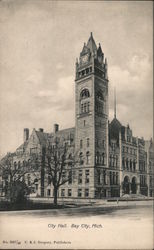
(90, 32, 93, 37)
(114, 87, 116, 119)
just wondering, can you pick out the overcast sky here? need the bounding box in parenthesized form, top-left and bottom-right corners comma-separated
(0, 1, 153, 157)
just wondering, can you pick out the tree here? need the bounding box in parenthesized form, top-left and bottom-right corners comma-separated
(0, 152, 40, 203)
(44, 137, 76, 205)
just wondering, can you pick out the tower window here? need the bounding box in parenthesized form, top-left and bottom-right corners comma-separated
(79, 152, 83, 165)
(80, 89, 90, 99)
(80, 140, 83, 148)
(86, 151, 90, 164)
(87, 138, 90, 147)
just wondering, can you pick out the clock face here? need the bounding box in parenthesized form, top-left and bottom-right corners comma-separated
(81, 54, 89, 64)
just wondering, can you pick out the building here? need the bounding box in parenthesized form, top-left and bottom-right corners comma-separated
(0, 33, 153, 198)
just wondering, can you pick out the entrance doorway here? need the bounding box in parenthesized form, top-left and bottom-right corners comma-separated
(131, 177, 137, 194)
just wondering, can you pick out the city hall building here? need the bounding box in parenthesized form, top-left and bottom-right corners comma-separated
(1, 33, 153, 198)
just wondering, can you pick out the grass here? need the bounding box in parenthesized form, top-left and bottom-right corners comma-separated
(0, 200, 68, 211)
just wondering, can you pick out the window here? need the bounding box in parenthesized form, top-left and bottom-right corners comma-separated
(62, 171, 66, 181)
(113, 172, 116, 184)
(122, 157, 125, 169)
(61, 189, 65, 197)
(133, 161, 136, 171)
(47, 189, 51, 196)
(111, 142, 116, 151)
(110, 171, 112, 185)
(79, 152, 83, 165)
(97, 170, 101, 184)
(35, 184, 38, 191)
(116, 156, 118, 167)
(86, 151, 90, 164)
(102, 140, 105, 148)
(84, 120, 86, 126)
(96, 91, 104, 101)
(116, 172, 118, 185)
(80, 140, 83, 149)
(48, 176, 50, 185)
(96, 152, 100, 164)
(78, 170, 82, 184)
(102, 153, 105, 165)
(78, 189, 82, 197)
(103, 170, 106, 184)
(68, 171, 72, 184)
(126, 159, 129, 170)
(85, 170, 89, 183)
(130, 160, 132, 171)
(84, 103, 86, 113)
(80, 89, 90, 99)
(85, 189, 89, 197)
(81, 103, 84, 113)
(68, 189, 72, 197)
(87, 138, 90, 147)
(87, 102, 90, 112)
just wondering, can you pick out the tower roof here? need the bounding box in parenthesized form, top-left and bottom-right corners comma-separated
(97, 43, 103, 56)
(87, 32, 97, 53)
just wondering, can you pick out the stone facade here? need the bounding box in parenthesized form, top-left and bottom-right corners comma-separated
(0, 33, 153, 198)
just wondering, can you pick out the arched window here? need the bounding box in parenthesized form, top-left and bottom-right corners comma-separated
(80, 89, 90, 99)
(96, 152, 100, 164)
(96, 91, 104, 101)
(86, 151, 90, 164)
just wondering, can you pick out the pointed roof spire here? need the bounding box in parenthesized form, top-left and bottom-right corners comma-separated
(87, 32, 97, 53)
(114, 87, 116, 119)
(97, 43, 103, 56)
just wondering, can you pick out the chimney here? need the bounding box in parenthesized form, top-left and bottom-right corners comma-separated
(39, 128, 44, 132)
(54, 124, 59, 133)
(24, 128, 29, 142)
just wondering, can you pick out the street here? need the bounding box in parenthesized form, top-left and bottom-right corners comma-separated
(0, 200, 153, 249)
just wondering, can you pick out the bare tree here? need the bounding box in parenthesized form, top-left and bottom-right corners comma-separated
(44, 138, 76, 205)
(0, 153, 40, 203)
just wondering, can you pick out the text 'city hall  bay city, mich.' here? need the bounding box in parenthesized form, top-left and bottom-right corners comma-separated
(0, 33, 153, 200)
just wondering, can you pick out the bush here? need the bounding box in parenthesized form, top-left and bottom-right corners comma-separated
(8, 180, 30, 204)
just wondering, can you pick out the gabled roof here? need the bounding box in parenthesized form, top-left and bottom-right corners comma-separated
(87, 32, 97, 53)
(110, 118, 122, 130)
(35, 131, 49, 146)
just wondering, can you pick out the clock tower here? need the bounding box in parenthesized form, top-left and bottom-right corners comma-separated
(75, 32, 109, 198)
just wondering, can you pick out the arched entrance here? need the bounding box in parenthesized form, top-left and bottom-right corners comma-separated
(123, 176, 130, 194)
(131, 177, 137, 194)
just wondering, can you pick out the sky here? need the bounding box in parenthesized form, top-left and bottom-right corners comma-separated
(0, 0, 153, 157)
